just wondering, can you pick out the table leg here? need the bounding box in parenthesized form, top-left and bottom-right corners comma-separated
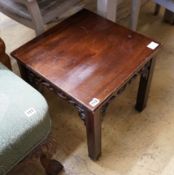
(85, 109, 102, 160)
(135, 58, 156, 112)
(17, 62, 39, 89)
(17, 62, 30, 83)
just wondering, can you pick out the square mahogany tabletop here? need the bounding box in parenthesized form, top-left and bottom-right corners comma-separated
(11, 9, 160, 111)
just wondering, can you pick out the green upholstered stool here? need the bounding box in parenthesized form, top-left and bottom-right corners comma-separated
(0, 63, 63, 175)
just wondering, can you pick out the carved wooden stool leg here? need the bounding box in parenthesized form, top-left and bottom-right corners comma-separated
(40, 153, 63, 175)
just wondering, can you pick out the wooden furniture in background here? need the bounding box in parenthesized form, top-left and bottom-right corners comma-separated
(155, 0, 174, 24)
(97, 0, 147, 30)
(0, 0, 85, 35)
(163, 9, 174, 24)
(129, 0, 174, 30)
(12, 9, 160, 160)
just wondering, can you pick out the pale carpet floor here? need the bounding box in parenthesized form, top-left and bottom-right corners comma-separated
(1, 1, 174, 175)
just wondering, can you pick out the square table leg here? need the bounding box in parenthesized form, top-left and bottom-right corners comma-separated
(85, 109, 102, 160)
(17, 62, 30, 83)
(135, 58, 156, 112)
(17, 62, 42, 91)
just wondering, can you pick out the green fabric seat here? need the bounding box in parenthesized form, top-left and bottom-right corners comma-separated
(0, 63, 51, 175)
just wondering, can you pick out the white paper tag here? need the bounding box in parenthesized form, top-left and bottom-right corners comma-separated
(25, 107, 36, 117)
(89, 98, 100, 107)
(147, 41, 159, 50)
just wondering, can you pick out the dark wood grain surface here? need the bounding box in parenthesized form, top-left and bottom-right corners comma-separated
(11, 9, 160, 111)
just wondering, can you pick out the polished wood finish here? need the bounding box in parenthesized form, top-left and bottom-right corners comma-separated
(11, 9, 160, 160)
(0, 38, 11, 69)
(11, 9, 159, 111)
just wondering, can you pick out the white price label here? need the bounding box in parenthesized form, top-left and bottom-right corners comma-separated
(147, 41, 159, 50)
(25, 107, 36, 117)
(89, 98, 100, 107)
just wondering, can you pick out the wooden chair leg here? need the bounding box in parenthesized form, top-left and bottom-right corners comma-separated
(0, 38, 12, 70)
(40, 153, 63, 175)
(0, 54, 12, 70)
